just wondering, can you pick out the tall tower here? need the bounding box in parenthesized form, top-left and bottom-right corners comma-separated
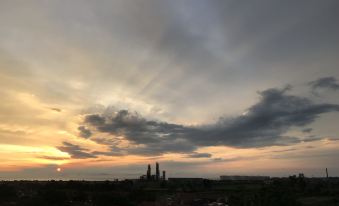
(326, 168, 329, 179)
(147, 164, 151, 180)
(156, 162, 160, 181)
(162, 170, 166, 180)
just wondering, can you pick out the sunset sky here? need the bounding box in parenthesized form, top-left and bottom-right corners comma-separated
(1, 0, 339, 180)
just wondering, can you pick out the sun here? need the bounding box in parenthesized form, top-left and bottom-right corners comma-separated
(56, 167, 61, 172)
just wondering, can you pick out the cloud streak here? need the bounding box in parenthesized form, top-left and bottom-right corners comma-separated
(186, 152, 212, 158)
(309, 77, 339, 94)
(57, 142, 96, 159)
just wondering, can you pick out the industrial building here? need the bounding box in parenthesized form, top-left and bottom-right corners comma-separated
(140, 162, 166, 181)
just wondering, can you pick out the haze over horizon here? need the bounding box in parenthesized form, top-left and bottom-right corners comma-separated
(1, 0, 339, 180)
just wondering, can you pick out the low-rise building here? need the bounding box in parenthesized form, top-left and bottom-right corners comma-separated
(220, 175, 270, 181)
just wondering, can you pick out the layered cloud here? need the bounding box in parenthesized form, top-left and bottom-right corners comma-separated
(75, 86, 339, 157)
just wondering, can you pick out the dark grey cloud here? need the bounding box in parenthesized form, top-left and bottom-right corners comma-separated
(126, 140, 196, 156)
(84, 110, 197, 155)
(78, 126, 92, 138)
(55, 141, 123, 159)
(85, 114, 105, 126)
(81, 87, 339, 156)
(302, 128, 313, 133)
(49, 107, 62, 112)
(309, 77, 339, 94)
(91, 151, 120, 156)
(91, 137, 120, 146)
(85, 109, 192, 145)
(301, 136, 322, 142)
(57, 142, 96, 159)
(193, 86, 339, 147)
(186, 152, 212, 158)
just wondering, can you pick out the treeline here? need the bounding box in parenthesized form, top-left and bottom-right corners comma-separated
(0, 177, 338, 206)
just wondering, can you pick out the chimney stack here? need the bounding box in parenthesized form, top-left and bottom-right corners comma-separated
(147, 164, 151, 180)
(326, 168, 329, 179)
(156, 162, 160, 181)
(162, 170, 166, 180)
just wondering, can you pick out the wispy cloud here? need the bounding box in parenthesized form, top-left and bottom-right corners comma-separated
(309, 77, 339, 95)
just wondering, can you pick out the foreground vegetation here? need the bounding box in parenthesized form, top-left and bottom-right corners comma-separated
(0, 176, 338, 206)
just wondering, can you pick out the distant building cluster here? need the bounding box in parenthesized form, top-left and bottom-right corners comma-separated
(220, 175, 270, 181)
(167, 178, 204, 183)
(140, 162, 166, 181)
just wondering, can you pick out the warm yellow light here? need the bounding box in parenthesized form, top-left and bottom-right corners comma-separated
(57, 167, 62, 172)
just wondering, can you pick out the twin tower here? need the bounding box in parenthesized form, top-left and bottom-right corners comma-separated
(144, 162, 166, 181)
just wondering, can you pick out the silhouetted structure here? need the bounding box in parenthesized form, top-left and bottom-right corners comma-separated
(156, 162, 160, 181)
(162, 170, 166, 180)
(142, 162, 164, 181)
(147, 164, 151, 180)
(326, 168, 329, 178)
